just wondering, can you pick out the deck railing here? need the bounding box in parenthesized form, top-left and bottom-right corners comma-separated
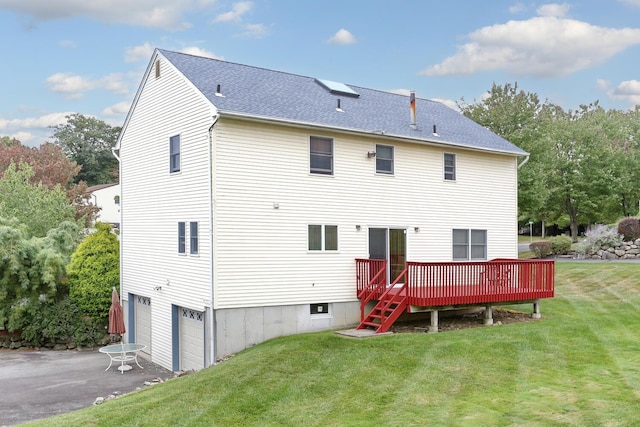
(356, 258, 554, 308)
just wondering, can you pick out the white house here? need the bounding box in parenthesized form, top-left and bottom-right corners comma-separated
(114, 49, 528, 372)
(87, 183, 120, 227)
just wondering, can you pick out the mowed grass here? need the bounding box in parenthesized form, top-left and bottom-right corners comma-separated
(32, 263, 640, 426)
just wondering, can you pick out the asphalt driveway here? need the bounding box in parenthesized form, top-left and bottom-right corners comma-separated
(0, 349, 172, 426)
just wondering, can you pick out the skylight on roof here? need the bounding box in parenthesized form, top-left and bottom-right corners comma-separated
(315, 78, 359, 97)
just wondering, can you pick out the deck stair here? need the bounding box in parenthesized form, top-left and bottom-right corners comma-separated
(357, 269, 408, 333)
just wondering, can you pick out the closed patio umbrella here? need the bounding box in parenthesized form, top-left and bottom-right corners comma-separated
(108, 287, 126, 339)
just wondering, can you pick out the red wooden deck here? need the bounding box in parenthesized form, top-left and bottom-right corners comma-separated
(355, 258, 555, 332)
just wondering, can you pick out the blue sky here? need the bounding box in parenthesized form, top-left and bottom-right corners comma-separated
(1, 0, 639, 147)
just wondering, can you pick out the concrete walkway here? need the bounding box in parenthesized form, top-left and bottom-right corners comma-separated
(0, 349, 172, 426)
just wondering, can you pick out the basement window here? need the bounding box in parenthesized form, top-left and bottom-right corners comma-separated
(310, 303, 330, 315)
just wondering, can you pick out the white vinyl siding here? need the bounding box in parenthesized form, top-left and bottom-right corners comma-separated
(212, 119, 519, 309)
(119, 54, 213, 369)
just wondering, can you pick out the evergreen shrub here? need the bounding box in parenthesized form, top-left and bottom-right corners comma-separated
(67, 223, 119, 324)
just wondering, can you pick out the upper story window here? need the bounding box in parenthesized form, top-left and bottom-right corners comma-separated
(308, 224, 338, 251)
(310, 136, 333, 175)
(189, 222, 199, 255)
(376, 144, 394, 174)
(444, 153, 456, 181)
(170, 135, 181, 173)
(453, 229, 487, 260)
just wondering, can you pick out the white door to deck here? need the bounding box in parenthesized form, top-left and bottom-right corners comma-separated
(369, 227, 407, 284)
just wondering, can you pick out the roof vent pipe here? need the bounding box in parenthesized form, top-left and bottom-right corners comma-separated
(410, 90, 417, 129)
(432, 124, 439, 136)
(215, 84, 224, 97)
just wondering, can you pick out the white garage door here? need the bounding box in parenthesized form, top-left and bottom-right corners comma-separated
(180, 307, 204, 371)
(136, 295, 151, 356)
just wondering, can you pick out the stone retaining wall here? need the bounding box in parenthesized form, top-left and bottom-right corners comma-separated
(581, 240, 640, 260)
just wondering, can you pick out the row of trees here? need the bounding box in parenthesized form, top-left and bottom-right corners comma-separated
(460, 83, 640, 241)
(0, 114, 121, 346)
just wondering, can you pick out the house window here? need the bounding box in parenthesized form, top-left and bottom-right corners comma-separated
(310, 303, 330, 315)
(114, 195, 120, 205)
(453, 229, 487, 260)
(308, 224, 338, 251)
(155, 60, 161, 78)
(190, 222, 198, 255)
(178, 222, 186, 254)
(376, 144, 394, 174)
(310, 136, 333, 175)
(444, 153, 456, 181)
(170, 135, 181, 173)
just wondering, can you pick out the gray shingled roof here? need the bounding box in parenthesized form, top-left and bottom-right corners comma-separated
(158, 49, 527, 156)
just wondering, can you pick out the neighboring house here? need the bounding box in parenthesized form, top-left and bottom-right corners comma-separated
(115, 49, 530, 372)
(87, 183, 120, 228)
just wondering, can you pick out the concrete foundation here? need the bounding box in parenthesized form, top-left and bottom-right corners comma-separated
(214, 301, 361, 358)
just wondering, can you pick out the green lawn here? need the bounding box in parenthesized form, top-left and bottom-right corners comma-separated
(32, 263, 640, 426)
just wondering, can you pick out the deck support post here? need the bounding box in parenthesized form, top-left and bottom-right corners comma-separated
(532, 299, 541, 319)
(483, 305, 493, 325)
(428, 310, 439, 333)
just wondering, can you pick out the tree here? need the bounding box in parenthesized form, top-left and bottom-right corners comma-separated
(0, 138, 98, 226)
(66, 223, 120, 324)
(459, 83, 555, 230)
(0, 217, 79, 331)
(545, 104, 619, 241)
(0, 140, 80, 188)
(51, 114, 121, 186)
(0, 163, 79, 238)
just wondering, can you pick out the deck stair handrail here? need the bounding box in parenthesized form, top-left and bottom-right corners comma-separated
(356, 258, 387, 320)
(356, 268, 409, 333)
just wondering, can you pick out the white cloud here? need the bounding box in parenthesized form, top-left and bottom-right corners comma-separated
(429, 97, 460, 111)
(213, 1, 252, 23)
(180, 46, 223, 59)
(59, 39, 77, 48)
(102, 101, 131, 117)
(386, 88, 412, 96)
(0, 0, 211, 31)
(509, 3, 527, 14)
(0, 112, 75, 146)
(422, 16, 640, 78)
(327, 28, 356, 45)
(239, 23, 270, 39)
(125, 43, 155, 63)
(536, 3, 570, 17)
(46, 72, 130, 99)
(599, 79, 640, 106)
(619, 0, 640, 6)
